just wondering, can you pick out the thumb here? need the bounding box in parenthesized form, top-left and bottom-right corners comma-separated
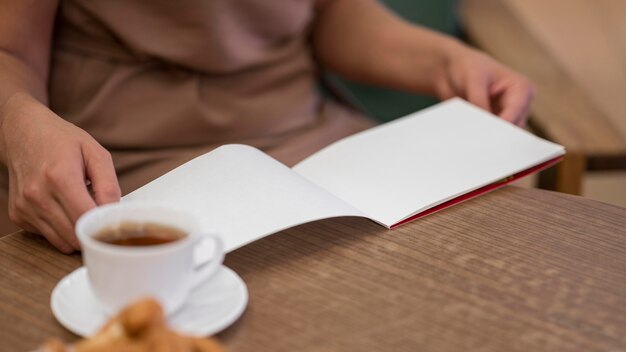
(83, 144, 121, 205)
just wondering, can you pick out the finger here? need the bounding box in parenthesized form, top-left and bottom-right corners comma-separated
(46, 163, 98, 225)
(489, 79, 508, 96)
(465, 73, 491, 112)
(434, 76, 457, 101)
(82, 145, 121, 206)
(513, 101, 532, 127)
(8, 207, 41, 234)
(14, 220, 38, 234)
(8, 175, 76, 252)
(30, 214, 75, 254)
(19, 181, 81, 250)
(497, 84, 532, 125)
(45, 196, 83, 250)
(516, 84, 535, 127)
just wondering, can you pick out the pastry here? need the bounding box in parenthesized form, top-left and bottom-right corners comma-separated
(39, 298, 223, 352)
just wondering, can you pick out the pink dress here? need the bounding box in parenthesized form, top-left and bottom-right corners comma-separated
(45, 0, 375, 194)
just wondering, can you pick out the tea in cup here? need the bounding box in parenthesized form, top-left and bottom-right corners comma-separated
(76, 201, 224, 315)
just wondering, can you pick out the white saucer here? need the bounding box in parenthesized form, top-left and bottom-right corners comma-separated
(51, 266, 248, 337)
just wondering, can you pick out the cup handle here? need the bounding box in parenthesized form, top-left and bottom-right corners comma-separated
(189, 233, 224, 289)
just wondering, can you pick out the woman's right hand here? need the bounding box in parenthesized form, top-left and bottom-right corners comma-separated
(0, 93, 121, 253)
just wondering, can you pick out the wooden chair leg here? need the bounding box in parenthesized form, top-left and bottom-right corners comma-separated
(538, 153, 587, 195)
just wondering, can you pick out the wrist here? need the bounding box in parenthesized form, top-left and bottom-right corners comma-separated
(0, 92, 39, 163)
(394, 27, 465, 97)
(420, 35, 464, 96)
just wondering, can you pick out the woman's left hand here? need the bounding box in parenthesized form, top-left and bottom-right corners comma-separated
(312, 0, 533, 126)
(433, 44, 535, 127)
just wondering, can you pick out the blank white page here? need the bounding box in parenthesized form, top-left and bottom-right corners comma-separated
(124, 145, 364, 252)
(293, 98, 565, 227)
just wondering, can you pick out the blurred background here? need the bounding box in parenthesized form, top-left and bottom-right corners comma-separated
(333, 0, 626, 207)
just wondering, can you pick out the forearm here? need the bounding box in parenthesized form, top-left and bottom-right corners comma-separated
(0, 50, 48, 106)
(312, 0, 462, 96)
(0, 0, 59, 159)
(0, 52, 52, 162)
(0, 0, 58, 109)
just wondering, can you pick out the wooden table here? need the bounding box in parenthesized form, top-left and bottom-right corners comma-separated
(1, 187, 625, 351)
(459, 0, 626, 195)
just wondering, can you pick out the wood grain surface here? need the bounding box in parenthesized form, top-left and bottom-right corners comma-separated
(1, 187, 625, 351)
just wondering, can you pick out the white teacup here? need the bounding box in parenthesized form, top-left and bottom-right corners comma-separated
(76, 201, 224, 316)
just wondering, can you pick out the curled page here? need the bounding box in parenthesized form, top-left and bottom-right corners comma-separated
(123, 145, 365, 252)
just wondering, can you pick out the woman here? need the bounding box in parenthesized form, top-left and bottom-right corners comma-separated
(0, 0, 533, 253)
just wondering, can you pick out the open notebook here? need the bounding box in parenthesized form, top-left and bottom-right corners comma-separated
(124, 98, 565, 252)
